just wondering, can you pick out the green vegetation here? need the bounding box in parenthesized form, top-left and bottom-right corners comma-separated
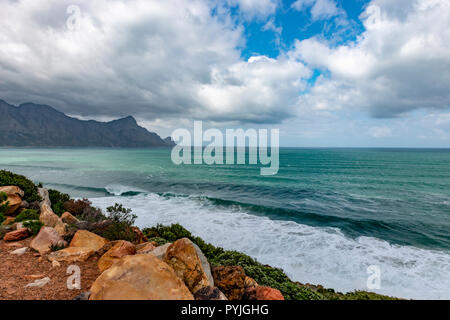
(0, 170, 41, 202)
(143, 224, 398, 301)
(14, 209, 39, 222)
(100, 203, 137, 242)
(0, 191, 10, 218)
(0, 212, 4, 225)
(23, 220, 44, 236)
(48, 189, 71, 216)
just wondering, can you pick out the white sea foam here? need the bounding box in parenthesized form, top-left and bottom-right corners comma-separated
(90, 193, 450, 300)
(105, 184, 147, 196)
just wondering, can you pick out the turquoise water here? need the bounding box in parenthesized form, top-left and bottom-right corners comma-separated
(1, 147, 449, 299)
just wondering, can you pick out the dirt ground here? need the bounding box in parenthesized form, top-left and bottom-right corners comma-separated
(0, 238, 100, 300)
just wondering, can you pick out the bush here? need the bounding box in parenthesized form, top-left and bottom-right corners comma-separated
(0, 170, 41, 202)
(23, 220, 43, 236)
(64, 198, 92, 216)
(100, 203, 137, 242)
(78, 205, 106, 223)
(0, 212, 4, 225)
(14, 209, 39, 222)
(0, 191, 9, 216)
(48, 189, 71, 216)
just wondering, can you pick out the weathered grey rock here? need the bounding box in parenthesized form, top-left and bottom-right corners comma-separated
(192, 242, 214, 287)
(148, 242, 171, 259)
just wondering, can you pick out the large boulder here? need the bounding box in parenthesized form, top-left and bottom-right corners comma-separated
(61, 212, 79, 225)
(98, 240, 136, 272)
(30, 227, 67, 255)
(194, 286, 228, 300)
(192, 242, 214, 286)
(70, 230, 109, 252)
(3, 228, 30, 241)
(47, 247, 95, 263)
(244, 286, 285, 301)
(148, 243, 171, 259)
(90, 254, 194, 300)
(211, 266, 246, 300)
(164, 238, 212, 294)
(0, 186, 24, 198)
(39, 204, 59, 227)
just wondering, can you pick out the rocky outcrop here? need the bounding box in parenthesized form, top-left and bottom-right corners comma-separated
(211, 266, 246, 300)
(38, 189, 59, 227)
(98, 240, 136, 272)
(136, 242, 156, 254)
(0, 186, 24, 198)
(30, 227, 67, 254)
(3, 228, 30, 241)
(89, 254, 194, 300)
(164, 238, 212, 294)
(194, 286, 228, 300)
(69, 230, 109, 252)
(47, 247, 95, 263)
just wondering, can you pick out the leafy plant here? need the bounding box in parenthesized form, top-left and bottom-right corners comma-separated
(14, 209, 39, 222)
(64, 198, 92, 216)
(0, 212, 5, 225)
(78, 205, 106, 223)
(0, 170, 41, 202)
(100, 203, 137, 242)
(48, 189, 71, 216)
(23, 220, 43, 236)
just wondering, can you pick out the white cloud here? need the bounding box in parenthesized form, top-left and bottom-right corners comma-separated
(227, 0, 278, 20)
(369, 126, 392, 138)
(291, 0, 341, 20)
(291, 0, 450, 118)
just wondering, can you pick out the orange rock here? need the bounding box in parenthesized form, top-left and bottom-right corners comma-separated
(244, 276, 258, 289)
(70, 230, 109, 252)
(61, 212, 79, 225)
(39, 204, 59, 227)
(164, 238, 212, 293)
(0, 186, 24, 198)
(98, 240, 136, 272)
(90, 254, 194, 300)
(47, 247, 95, 263)
(136, 242, 156, 254)
(131, 227, 147, 244)
(3, 227, 30, 241)
(2, 194, 22, 216)
(250, 286, 285, 300)
(211, 266, 246, 300)
(2, 216, 15, 226)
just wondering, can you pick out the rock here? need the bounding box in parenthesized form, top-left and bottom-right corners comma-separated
(2, 216, 15, 226)
(30, 227, 67, 255)
(38, 188, 51, 208)
(90, 254, 194, 300)
(244, 276, 258, 289)
(148, 242, 171, 259)
(0, 186, 24, 198)
(3, 194, 22, 216)
(3, 228, 30, 241)
(194, 286, 228, 300)
(25, 277, 51, 288)
(98, 240, 136, 272)
(70, 230, 108, 252)
(164, 238, 212, 293)
(0, 225, 13, 239)
(192, 242, 214, 287)
(54, 219, 68, 237)
(48, 247, 95, 263)
(61, 212, 79, 225)
(39, 204, 59, 227)
(11, 247, 28, 255)
(131, 227, 147, 244)
(211, 266, 246, 300)
(244, 286, 284, 301)
(73, 292, 91, 300)
(136, 242, 156, 254)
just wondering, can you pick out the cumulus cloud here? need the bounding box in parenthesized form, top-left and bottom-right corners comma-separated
(291, 0, 341, 20)
(291, 0, 450, 118)
(0, 0, 306, 124)
(227, 0, 278, 20)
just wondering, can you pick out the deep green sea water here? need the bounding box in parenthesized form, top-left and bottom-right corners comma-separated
(1, 147, 449, 299)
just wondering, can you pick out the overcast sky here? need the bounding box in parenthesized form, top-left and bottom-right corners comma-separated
(1, 0, 449, 147)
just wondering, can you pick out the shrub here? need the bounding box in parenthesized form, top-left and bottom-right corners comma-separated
(14, 209, 39, 222)
(64, 198, 92, 216)
(0, 191, 9, 216)
(23, 220, 43, 236)
(78, 205, 106, 223)
(48, 189, 71, 216)
(0, 170, 41, 202)
(0, 212, 4, 225)
(99, 203, 137, 242)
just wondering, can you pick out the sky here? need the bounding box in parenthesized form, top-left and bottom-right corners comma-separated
(0, 0, 449, 147)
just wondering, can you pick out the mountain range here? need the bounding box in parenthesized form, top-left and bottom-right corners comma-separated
(0, 99, 173, 147)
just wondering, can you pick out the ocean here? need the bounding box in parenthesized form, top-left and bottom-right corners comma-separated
(1, 147, 449, 299)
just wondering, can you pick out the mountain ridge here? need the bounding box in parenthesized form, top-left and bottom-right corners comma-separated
(0, 99, 173, 147)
